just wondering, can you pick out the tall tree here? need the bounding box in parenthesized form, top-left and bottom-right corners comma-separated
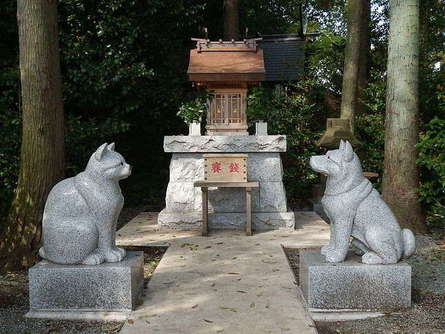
(382, 0, 426, 233)
(223, 0, 239, 40)
(340, 0, 370, 130)
(0, 0, 65, 270)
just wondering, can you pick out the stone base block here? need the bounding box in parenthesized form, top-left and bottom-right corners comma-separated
(300, 250, 411, 311)
(158, 210, 295, 230)
(28, 251, 144, 317)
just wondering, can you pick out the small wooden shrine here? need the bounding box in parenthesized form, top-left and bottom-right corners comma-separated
(187, 35, 306, 136)
(187, 38, 265, 135)
(160, 34, 306, 231)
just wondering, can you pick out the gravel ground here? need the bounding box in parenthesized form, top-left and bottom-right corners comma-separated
(284, 235, 445, 334)
(0, 243, 166, 334)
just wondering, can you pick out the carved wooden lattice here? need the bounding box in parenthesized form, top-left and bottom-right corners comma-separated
(206, 89, 248, 135)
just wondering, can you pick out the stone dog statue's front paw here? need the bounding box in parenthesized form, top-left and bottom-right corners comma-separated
(82, 251, 105, 265)
(103, 247, 126, 263)
(324, 249, 346, 263)
(321, 245, 334, 256)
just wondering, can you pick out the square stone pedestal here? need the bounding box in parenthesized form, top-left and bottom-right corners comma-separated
(300, 249, 411, 312)
(26, 251, 144, 321)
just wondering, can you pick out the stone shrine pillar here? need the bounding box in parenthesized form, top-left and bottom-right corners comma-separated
(158, 135, 295, 230)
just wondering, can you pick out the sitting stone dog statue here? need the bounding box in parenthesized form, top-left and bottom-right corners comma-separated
(39, 143, 131, 265)
(309, 140, 415, 264)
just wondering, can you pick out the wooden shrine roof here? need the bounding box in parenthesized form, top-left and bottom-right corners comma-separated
(187, 35, 306, 83)
(187, 41, 265, 83)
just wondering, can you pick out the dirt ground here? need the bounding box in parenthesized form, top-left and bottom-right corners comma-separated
(285, 235, 445, 334)
(0, 246, 166, 334)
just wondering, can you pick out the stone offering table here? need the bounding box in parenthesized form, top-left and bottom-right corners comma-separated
(158, 135, 295, 230)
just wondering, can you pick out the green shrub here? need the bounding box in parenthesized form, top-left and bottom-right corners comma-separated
(176, 94, 209, 124)
(355, 81, 386, 190)
(0, 67, 20, 221)
(246, 81, 327, 204)
(417, 117, 445, 229)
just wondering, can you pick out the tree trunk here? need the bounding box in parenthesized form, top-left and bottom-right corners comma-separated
(382, 0, 426, 233)
(223, 0, 239, 40)
(340, 0, 370, 130)
(0, 0, 65, 271)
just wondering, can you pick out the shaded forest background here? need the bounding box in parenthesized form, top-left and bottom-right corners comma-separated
(1, 0, 444, 230)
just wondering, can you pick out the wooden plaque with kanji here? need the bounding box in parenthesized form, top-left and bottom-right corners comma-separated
(203, 154, 247, 182)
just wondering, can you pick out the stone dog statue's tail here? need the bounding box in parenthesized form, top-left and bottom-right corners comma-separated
(402, 228, 416, 258)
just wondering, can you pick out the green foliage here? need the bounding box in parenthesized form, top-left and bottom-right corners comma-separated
(58, 0, 206, 181)
(246, 81, 327, 202)
(0, 68, 20, 217)
(66, 115, 131, 175)
(417, 118, 445, 229)
(176, 94, 209, 124)
(306, 31, 345, 94)
(355, 80, 386, 188)
(240, 0, 304, 35)
(57, 0, 210, 205)
(0, 0, 19, 223)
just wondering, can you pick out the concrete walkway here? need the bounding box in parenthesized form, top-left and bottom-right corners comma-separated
(117, 212, 329, 334)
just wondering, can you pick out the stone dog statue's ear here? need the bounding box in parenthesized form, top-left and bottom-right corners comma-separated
(95, 143, 108, 161)
(339, 139, 346, 151)
(107, 142, 115, 151)
(342, 140, 354, 162)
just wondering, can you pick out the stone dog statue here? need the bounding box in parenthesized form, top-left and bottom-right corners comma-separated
(39, 143, 131, 265)
(310, 140, 415, 264)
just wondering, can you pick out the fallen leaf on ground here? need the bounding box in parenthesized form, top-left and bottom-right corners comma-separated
(220, 306, 237, 312)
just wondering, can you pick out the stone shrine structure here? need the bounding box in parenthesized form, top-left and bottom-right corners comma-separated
(158, 135, 295, 230)
(158, 36, 304, 231)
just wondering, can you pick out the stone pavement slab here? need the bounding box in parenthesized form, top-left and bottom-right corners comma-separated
(117, 212, 329, 334)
